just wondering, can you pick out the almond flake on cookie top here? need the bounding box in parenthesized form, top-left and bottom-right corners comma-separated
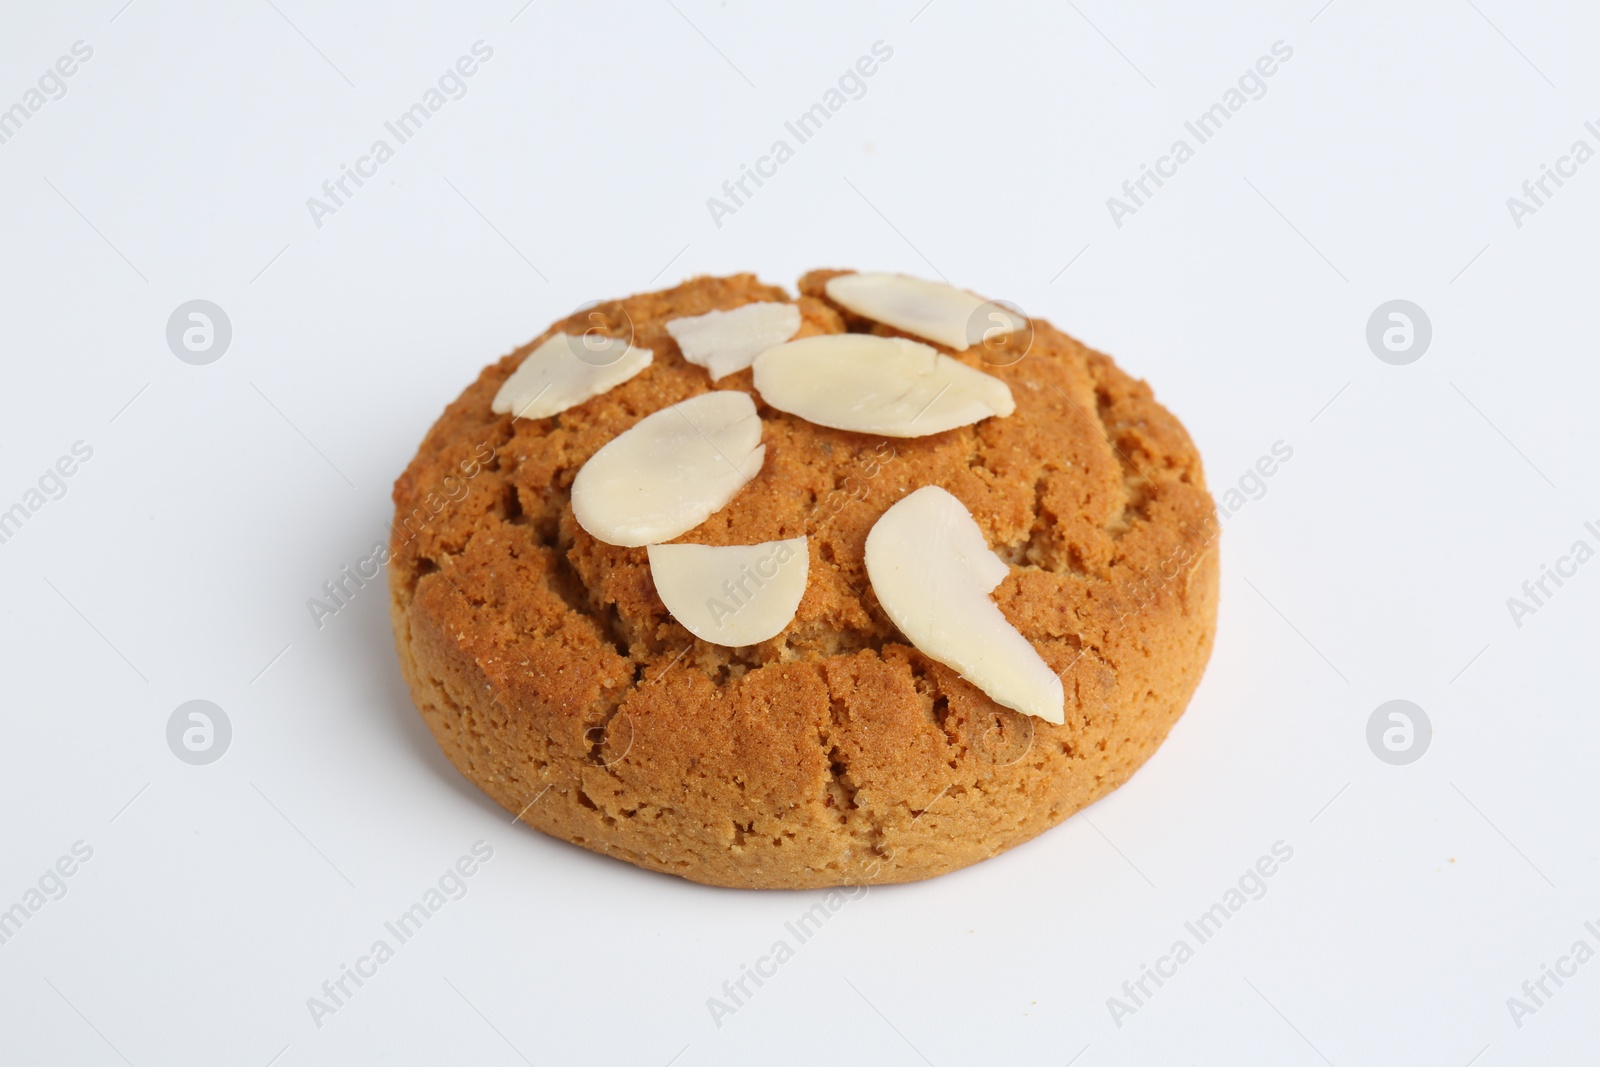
(647, 537, 809, 647)
(665, 302, 802, 381)
(752, 334, 1013, 438)
(825, 272, 1026, 351)
(865, 485, 1065, 724)
(570, 390, 765, 548)
(492, 333, 653, 420)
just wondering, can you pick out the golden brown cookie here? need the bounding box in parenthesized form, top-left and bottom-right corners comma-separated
(388, 271, 1218, 889)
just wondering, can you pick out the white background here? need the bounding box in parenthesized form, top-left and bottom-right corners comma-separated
(2, 0, 1597, 1063)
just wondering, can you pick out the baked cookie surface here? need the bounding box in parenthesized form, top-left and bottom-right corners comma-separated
(388, 271, 1218, 889)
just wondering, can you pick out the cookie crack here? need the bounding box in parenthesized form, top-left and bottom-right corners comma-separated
(817, 691, 858, 821)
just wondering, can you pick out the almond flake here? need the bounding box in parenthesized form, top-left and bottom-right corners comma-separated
(752, 334, 1013, 437)
(647, 537, 808, 647)
(865, 485, 1064, 723)
(491, 333, 652, 420)
(825, 272, 1025, 351)
(666, 302, 801, 381)
(571, 391, 765, 547)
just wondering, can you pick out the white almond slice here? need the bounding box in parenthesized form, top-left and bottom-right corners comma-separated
(491, 333, 653, 420)
(666, 302, 802, 381)
(825, 272, 1026, 351)
(647, 537, 809, 647)
(752, 334, 1014, 437)
(571, 390, 766, 548)
(865, 486, 1064, 724)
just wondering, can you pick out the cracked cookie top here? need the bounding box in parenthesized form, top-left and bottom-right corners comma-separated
(392, 270, 1211, 680)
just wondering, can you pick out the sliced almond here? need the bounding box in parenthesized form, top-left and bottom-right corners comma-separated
(752, 334, 1013, 437)
(571, 390, 765, 547)
(647, 537, 808, 646)
(865, 486, 1064, 723)
(666, 302, 802, 381)
(491, 333, 653, 420)
(825, 272, 1026, 351)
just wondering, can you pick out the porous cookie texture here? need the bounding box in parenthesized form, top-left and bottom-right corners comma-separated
(388, 271, 1219, 889)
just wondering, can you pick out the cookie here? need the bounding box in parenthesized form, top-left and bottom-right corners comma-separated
(388, 271, 1218, 889)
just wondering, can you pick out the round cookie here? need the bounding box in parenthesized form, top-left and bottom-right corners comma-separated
(388, 271, 1218, 889)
